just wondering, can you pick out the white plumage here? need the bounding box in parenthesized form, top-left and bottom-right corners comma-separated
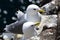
(26, 4, 42, 22)
(22, 4, 43, 40)
(22, 22, 37, 40)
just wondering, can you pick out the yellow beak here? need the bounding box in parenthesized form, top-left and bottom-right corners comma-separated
(34, 22, 40, 26)
(38, 9, 45, 13)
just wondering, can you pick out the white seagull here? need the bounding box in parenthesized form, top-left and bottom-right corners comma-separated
(4, 4, 44, 34)
(22, 4, 45, 40)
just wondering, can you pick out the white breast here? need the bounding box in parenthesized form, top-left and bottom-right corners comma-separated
(26, 12, 41, 22)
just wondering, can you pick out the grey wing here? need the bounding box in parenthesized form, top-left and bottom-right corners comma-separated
(16, 10, 24, 20)
(4, 15, 27, 34)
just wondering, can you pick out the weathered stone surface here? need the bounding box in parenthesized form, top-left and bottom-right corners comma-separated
(39, 28, 56, 40)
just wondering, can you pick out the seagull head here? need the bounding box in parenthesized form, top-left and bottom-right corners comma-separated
(23, 22, 40, 29)
(22, 22, 40, 39)
(26, 4, 45, 13)
(23, 22, 40, 34)
(26, 4, 45, 22)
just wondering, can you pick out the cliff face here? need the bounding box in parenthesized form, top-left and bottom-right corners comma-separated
(39, 26, 56, 40)
(57, 12, 60, 40)
(56, 0, 60, 40)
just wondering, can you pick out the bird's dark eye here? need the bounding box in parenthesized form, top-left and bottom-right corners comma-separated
(33, 9, 36, 10)
(36, 28, 39, 30)
(31, 25, 34, 26)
